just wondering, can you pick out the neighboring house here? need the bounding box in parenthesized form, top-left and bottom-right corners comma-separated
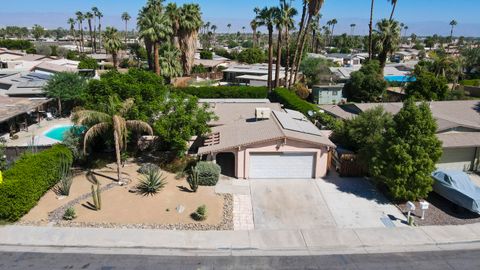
(196, 100, 335, 179)
(0, 48, 25, 62)
(325, 53, 365, 66)
(312, 84, 345, 105)
(0, 72, 51, 97)
(222, 64, 288, 87)
(320, 100, 480, 172)
(391, 49, 420, 62)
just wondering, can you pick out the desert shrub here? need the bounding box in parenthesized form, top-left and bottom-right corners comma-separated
(0, 145, 73, 222)
(191, 64, 208, 74)
(136, 169, 167, 196)
(195, 161, 221, 186)
(137, 163, 161, 174)
(200, 50, 213, 60)
(175, 86, 268, 99)
(293, 83, 310, 100)
(55, 154, 74, 196)
(191, 205, 207, 221)
(78, 56, 99, 70)
(63, 207, 77, 220)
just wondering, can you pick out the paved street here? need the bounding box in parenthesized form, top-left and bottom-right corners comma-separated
(1, 249, 480, 269)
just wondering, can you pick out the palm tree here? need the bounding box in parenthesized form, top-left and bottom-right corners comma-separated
(291, 0, 324, 85)
(166, 3, 181, 49)
(350, 23, 356, 36)
(73, 98, 153, 182)
(75, 11, 84, 52)
(368, 0, 375, 60)
(375, 19, 401, 73)
(67, 18, 79, 52)
(85, 12, 94, 53)
(403, 25, 408, 38)
(310, 15, 321, 52)
(103, 27, 122, 69)
(91, 7, 99, 52)
(96, 10, 104, 52)
(330, 18, 338, 45)
(178, 4, 203, 75)
(121, 12, 131, 46)
(289, 0, 308, 87)
(450, 20, 457, 41)
(280, 0, 297, 88)
(256, 6, 277, 92)
(274, 8, 283, 88)
(227, 23, 232, 33)
(138, 7, 172, 76)
(250, 19, 258, 47)
(388, 0, 398, 21)
(159, 45, 183, 82)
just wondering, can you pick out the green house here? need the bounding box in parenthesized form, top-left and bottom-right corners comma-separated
(312, 84, 345, 105)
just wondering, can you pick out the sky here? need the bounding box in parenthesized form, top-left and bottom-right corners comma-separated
(0, 0, 479, 37)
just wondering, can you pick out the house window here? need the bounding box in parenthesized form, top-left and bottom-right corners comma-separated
(332, 90, 338, 96)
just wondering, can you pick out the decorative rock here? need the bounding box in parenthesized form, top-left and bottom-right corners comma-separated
(176, 205, 185, 214)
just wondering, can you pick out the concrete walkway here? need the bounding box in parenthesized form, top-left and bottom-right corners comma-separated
(1, 223, 480, 256)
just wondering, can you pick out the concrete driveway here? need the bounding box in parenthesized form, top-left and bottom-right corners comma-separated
(250, 176, 406, 230)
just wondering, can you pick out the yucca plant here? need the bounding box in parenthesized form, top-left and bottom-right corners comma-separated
(56, 153, 74, 196)
(136, 168, 167, 196)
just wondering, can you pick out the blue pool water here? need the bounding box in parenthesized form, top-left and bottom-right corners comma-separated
(384, 75, 416, 82)
(44, 125, 74, 141)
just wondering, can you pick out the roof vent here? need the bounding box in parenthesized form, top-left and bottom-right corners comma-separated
(255, 107, 271, 120)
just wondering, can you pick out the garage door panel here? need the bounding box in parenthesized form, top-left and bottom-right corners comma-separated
(249, 152, 315, 179)
(437, 148, 475, 171)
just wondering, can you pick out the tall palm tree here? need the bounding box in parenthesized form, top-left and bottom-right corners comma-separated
(375, 19, 401, 73)
(85, 12, 94, 53)
(289, 0, 308, 88)
(121, 12, 131, 46)
(73, 98, 153, 182)
(350, 23, 356, 36)
(166, 3, 181, 49)
(449, 20, 457, 41)
(67, 18, 79, 52)
(138, 7, 172, 76)
(91, 7, 99, 52)
(103, 27, 122, 69)
(280, 0, 297, 88)
(227, 23, 232, 33)
(250, 19, 258, 47)
(330, 18, 338, 45)
(368, 0, 375, 60)
(388, 0, 398, 21)
(256, 6, 277, 92)
(96, 10, 104, 52)
(403, 25, 408, 38)
(292, 0, 324, 85)
(159, 45, 183, 82)
(274, 8, 283, 88)
(178, 4, 203, 75)
(75, 11, 84, 52)
(310, 15, 321, 52)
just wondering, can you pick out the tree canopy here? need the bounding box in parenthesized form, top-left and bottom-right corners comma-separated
(237, 47, 266, 64)
(405, 67, 448, 101)
(43, 72, 87, 115)
(344, 60, 387, 102)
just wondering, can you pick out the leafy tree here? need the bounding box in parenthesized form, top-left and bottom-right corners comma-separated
(299, 57, 334, 87)
(371, 99, 442, 201)
(200, 50, 213, 60)
(73, 97, 153, 182)
(31, 24, 45, 40)
(237, 47, 266, 64)
(78, 56, 99, 70)
(191, 64, 208, 74)
(43, 72, 87, 116)
(153, 94, 215, 156)
(405, 69, 448, 101)
(344, 60, 387, 102)
(462, 47, 480, 75)
(332, 107, 393, 170)
(35, 44, 52, 56)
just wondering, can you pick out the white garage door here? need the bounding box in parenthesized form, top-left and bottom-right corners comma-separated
(437, 148, 476, 171)
(249, 152, 315, 179)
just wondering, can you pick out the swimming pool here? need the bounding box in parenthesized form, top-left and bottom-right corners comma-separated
(384, 75, 416, 82)
(44, 125, 75, 141)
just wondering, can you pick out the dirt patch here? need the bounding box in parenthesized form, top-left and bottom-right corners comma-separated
(398, 192, 480, 226)
(19, 162, 232, 230)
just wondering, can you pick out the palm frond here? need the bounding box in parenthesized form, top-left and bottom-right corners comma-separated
(113, 115, 127, 150)
(119, 98, 135, 116)
(83, 122, 111, 153)
(73, 110, 110, 126)
(126, 120, 154, 135)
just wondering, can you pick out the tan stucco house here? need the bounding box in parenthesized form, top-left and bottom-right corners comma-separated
(196, 99, 335, 179)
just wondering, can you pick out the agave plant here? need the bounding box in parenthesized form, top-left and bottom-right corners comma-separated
(56, 153, 73, 196)
(136, 168, 167, 196)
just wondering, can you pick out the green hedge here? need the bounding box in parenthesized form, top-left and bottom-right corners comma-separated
(271, 88, 318, 115)
(175, 86, 269, 99)
(460, 80, 480, 87)
(196, 161, 221, 186)
(0, 145, 73, 222)
(0, 39, 34, 50)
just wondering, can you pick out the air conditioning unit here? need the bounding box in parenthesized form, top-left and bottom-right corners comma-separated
(255, 108, 271, 120)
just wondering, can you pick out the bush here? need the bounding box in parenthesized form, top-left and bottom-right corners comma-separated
(237, 47, 266, 64)
(196, 161, 221, 186)
(78, 56, 99, 70)
(137, 163, 161, 174)
(271, 88, 318, 116)
(460, 79, 480, 87)
(187, 166, 200, 192)
(136, 169, 168, 196)
(0, 145, 73, 222)
(191, 205, 207, 221)
(0, 39, 34, 50)
(191, 64, 208, 74)
(200, 50, 213, 60)
(63, 207, 77, 220)
(175, 86, 268, 99)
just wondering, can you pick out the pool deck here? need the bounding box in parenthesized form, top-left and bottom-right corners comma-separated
(2, 118, 73, 147)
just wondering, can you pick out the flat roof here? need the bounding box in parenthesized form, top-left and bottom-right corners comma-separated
(0, 96, 50, 123)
